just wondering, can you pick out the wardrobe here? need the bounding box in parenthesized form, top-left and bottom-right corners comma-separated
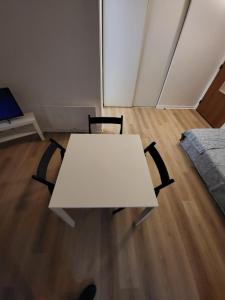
(102, 0, 225, 108)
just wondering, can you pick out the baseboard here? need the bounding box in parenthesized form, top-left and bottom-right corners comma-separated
(156, 104, 196, 109)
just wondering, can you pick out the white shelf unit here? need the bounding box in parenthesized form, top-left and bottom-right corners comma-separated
(0, 112, 44, 143)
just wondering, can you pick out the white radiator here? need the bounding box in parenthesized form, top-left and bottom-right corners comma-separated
(43, 105, 96, 132)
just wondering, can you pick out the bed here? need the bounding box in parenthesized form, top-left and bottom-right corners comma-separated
(180, 125, 225, 215)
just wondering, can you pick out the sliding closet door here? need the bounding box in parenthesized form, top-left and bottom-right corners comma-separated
(133, 0, 189, 107)
(103, 0, 148, 107)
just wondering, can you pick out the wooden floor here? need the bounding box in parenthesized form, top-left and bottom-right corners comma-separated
(0, 107, 225, 300)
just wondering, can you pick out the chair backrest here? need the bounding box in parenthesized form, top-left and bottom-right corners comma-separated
(144, 142, 174, 196)
(32, 138, 65, 193)
(88, 115, 123, 134)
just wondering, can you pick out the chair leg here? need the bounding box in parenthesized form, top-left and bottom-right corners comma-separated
(112, 207, 125, 215)
(133, 207, 154, 227)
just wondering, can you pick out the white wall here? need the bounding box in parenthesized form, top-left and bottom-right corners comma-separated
(0, 0, 100, 131)
(158, 0, 225, 108)
(134, 0, 189, 107)
(103, 0, 148, 107)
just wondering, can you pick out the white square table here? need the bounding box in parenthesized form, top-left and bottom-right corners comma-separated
(49, 134, 158, 227)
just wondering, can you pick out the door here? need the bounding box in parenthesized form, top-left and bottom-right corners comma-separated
(103, 0, 148, 107)
(133, 0, 190, 106)
(103, 0, 190, 107)
(197, 63, 225, 127)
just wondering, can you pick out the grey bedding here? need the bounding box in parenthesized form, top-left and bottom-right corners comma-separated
(180, 128, 225, 215)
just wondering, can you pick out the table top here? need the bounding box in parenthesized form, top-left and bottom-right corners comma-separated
(49, 134, 158, 208)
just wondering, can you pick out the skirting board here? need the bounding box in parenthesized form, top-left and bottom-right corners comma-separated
(156, 104, 196, 109)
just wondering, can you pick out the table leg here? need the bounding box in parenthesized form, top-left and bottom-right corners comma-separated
(134, 207, 154, 227)
(33, 119, 45, 141)
(51, 208, 75, 227)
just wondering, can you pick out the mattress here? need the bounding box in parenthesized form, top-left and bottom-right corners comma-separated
(180, 129, 225, 215)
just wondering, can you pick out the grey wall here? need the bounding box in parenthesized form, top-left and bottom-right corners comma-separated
(0, 0, 100, 130)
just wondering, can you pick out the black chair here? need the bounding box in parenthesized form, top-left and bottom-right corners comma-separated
(113, 141, 175, 226)
(32, 138, 66, 193)
(88, 115, 123, 134)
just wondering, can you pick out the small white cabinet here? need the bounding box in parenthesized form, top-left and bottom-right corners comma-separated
(0, 112, 44, 143)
